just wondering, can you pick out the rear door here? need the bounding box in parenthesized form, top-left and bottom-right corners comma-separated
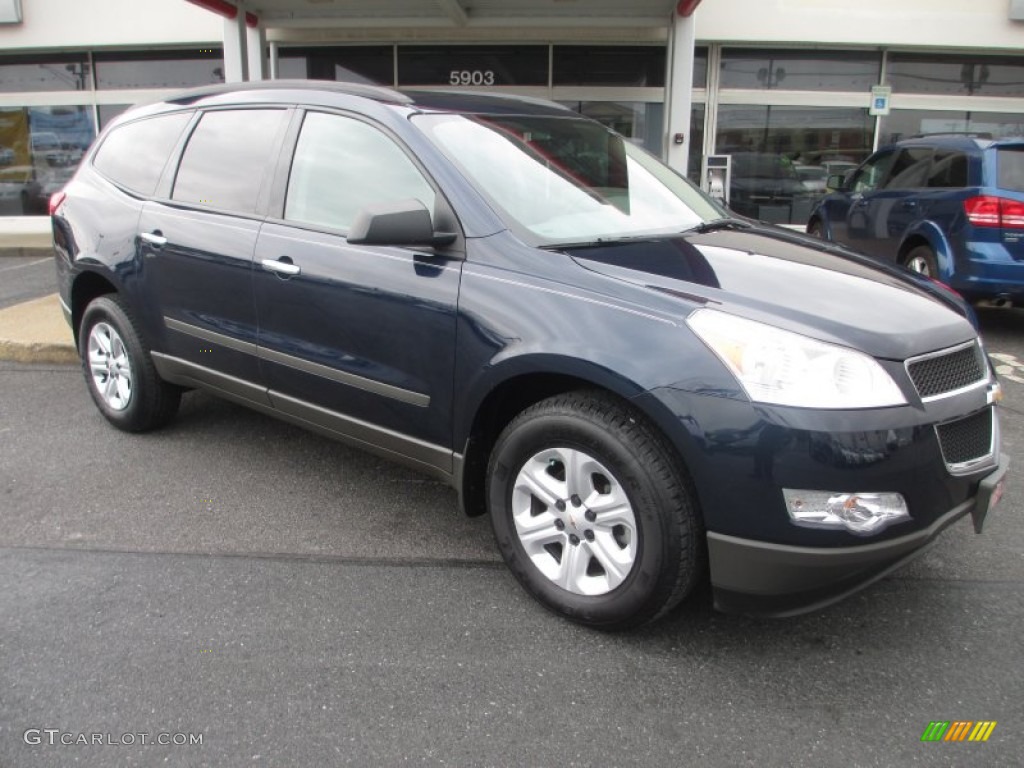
(139, 107, 291, 385)
(252, 110, 463, 472)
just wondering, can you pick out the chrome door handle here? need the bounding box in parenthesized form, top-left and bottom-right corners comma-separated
(139, 231, 167, 247)
(261, 258, 301, 276)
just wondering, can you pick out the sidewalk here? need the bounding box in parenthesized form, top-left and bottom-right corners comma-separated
(0, 293, 77, 365)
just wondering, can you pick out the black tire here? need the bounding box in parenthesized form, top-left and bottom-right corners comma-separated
(79, 295, 180, 432)
(903, 244, 939, 279)
(807, 219, 825, 239)
(487, 390, 703, 630)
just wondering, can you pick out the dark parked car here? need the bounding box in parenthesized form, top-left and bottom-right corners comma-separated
(52, 82, 1007, 628)
(727, 152, 814, 225)
(808, 135, 1024, 305)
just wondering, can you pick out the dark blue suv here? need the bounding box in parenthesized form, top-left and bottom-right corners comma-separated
(52, 83, 1008, 628)
(807, 135, 1024, 305)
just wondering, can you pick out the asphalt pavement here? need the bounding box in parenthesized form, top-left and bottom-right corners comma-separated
(1, 251, 1023, 766)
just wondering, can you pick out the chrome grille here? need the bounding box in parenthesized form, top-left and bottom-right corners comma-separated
(935, 408, 994, 471)
(906, 342, 986, 400)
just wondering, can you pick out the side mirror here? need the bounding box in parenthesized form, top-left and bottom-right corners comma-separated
(346, 199, 457, 247)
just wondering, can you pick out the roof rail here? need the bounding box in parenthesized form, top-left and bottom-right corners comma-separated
(165, 79, 412, 106)
(906, 131, 993, 140)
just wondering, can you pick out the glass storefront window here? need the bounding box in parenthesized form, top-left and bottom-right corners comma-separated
(693, 47, 708, 89)
(887, 54, 1024, 98)
(98, 104, 132, 130)
(554, 46, 665, 87)
(0, 54, 91, 92)
(398, 45, 548, 87)
(0, 106, 95, 216)
(879, 110, 1024, 145)
(688, 104, 705, 184)
(720, 49, 881, 92)
(94, 50, 223, 90)
(716, 105, 873, 223)
(277, 46, 394, 85)
(562, 101, 665, 157)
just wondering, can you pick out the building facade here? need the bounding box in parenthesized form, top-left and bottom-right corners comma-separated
(1, 0, 1022, 224)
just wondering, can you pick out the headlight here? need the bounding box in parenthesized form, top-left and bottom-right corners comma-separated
(687, 309, 906, 409)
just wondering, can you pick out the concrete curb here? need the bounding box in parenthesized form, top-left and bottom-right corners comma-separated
(0, 294, 78, 365)
(0, 216, 52, 251)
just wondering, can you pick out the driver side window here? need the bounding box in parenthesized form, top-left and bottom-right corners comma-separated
(851, 151, 897, 193)
(285, 112, 436, 233)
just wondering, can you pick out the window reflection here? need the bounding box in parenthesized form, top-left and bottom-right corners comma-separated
(94, 50, 223, 90)
(720, 49, 880, 92)
(887, 54, 1024, 98)
(879, 110, 1024, 144)
(716, 105, 873, 223)
(562, 101, 665, 156)
(0, 106, 94, 215)
(0, 55, 91, 92)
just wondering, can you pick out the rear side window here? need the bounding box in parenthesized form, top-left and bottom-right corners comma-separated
(997, 148, 1024, 192)
(92, 112, 192, 196)
(172, 109, 286, 214)
(927, 150, 969, 188)
(284, 112, 436, 232)
(883, 147, 932, 189)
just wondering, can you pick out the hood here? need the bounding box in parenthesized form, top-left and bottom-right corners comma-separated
(562, 226, 976, 360)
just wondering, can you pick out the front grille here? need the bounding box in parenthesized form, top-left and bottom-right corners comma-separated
(936, 408, 993, 469)
(907, 342, 986, 400)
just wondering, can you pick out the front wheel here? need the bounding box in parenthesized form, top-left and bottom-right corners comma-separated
(487, 391, 703, 630)
(79, 295, 180, 432)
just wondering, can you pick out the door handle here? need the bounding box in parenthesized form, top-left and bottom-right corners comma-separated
(901, 200, 918, 209)
(261, 257, 301, 277)
(139, 231, 167, 247)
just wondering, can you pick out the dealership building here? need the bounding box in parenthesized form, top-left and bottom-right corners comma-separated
(0, 0, 1022, 226)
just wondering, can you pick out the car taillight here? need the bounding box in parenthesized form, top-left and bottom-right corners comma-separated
(48, 190, 66, 216)
(964, 195, 1024, 229)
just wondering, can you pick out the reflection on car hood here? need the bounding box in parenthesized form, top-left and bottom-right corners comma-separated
(563, 226, 975, 360)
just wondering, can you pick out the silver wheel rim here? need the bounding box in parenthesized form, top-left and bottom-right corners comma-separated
(907, 255, 932, 276)
(87, 321, 133, 411)
(511, 447, 638, 596)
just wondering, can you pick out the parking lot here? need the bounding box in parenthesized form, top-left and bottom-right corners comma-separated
(1, 257, 1022, 766)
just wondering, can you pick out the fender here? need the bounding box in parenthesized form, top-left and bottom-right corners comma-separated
(901, 220, 955, 281)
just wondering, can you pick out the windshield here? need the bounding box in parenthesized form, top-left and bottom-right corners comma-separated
(413, 113, 724, 246)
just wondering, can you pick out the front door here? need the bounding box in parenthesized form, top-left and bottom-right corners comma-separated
(253, 111, 462, 473)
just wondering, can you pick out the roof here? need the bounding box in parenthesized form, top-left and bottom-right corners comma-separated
(161, 79, 575, 117)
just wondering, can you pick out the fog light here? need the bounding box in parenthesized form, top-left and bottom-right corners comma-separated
(782, 489, 910, 535)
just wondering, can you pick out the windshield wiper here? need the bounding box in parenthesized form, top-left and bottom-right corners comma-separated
(543, 233, 675, 250)
(682, 217, 753, 235)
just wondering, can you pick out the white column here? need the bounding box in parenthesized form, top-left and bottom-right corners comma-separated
(247, 22, 267, 81)
(222, 13, 248, 83)
(664, 11, 696, 175)
(269, 41, 280, 80)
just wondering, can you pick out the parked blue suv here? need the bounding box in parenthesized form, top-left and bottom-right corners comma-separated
(52, 84, 1008, 628)
(807, 135, 1024, 305)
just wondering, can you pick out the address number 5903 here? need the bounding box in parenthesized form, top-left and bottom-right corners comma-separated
(449, 70, 496, 86)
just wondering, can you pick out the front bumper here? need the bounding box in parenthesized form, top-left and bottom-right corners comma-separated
(709, 453, 1009, 617)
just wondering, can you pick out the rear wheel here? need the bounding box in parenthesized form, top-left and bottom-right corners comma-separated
(79, 295, 180, 432)
(903, 245, 938, 278)
(487, 391, 702, 630)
